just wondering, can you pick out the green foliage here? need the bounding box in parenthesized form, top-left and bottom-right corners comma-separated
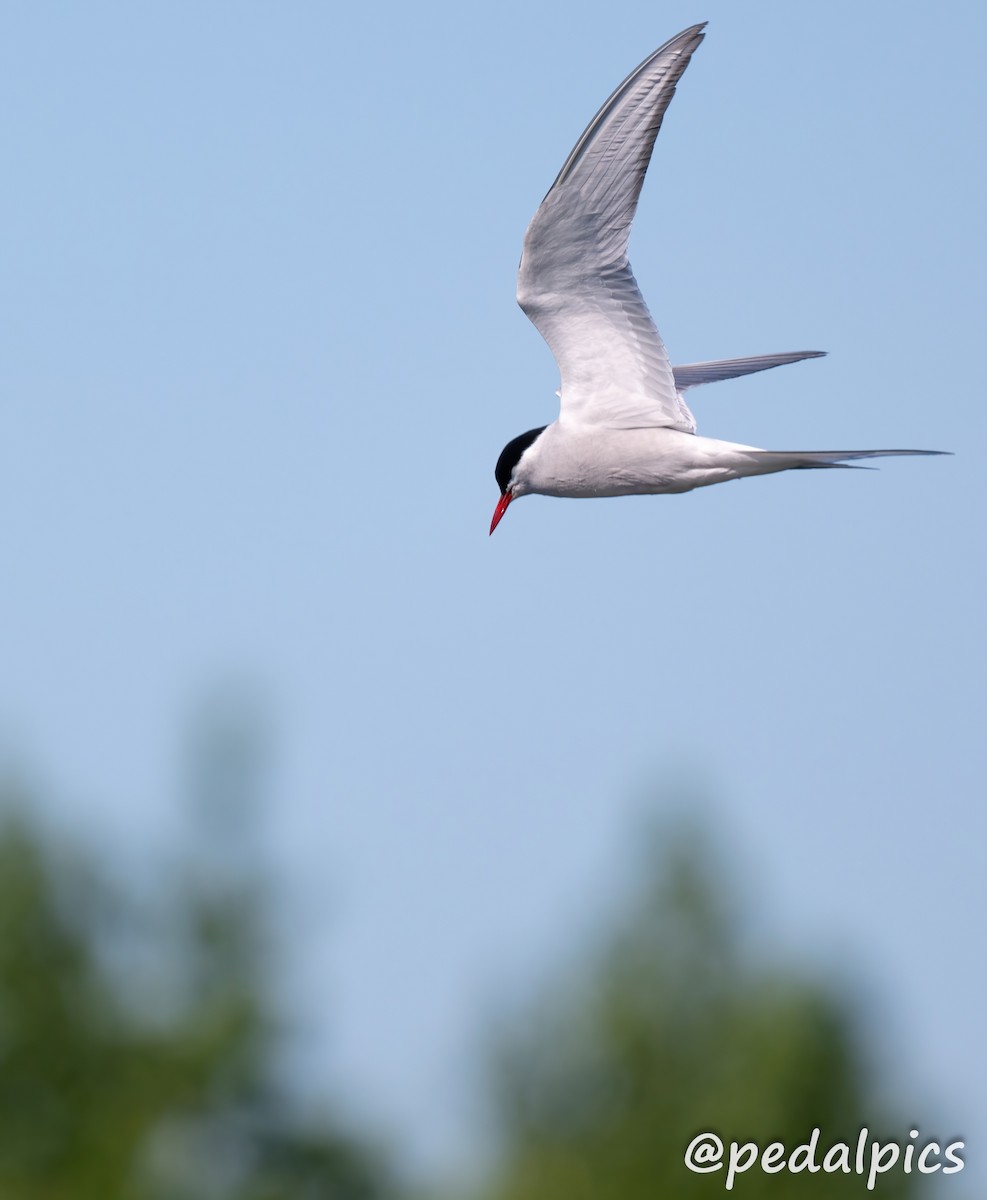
(0, 748, 394, 1200)
(481, 823, 923, 1199)
(0, 745, 935, 1200)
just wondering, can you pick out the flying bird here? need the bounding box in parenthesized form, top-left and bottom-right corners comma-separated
(490, 24, 947, 534)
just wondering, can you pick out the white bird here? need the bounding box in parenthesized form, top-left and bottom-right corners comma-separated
(490, 23, 947, 534)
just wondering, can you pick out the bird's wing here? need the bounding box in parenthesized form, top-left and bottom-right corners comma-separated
(517, 25, 706, 433)
(671, 351, 827, 392)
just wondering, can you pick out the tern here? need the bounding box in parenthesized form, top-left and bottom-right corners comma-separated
(490, 23, 947, 534)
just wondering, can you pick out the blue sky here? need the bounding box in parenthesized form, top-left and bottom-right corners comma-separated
(1, 0, 984, 1185)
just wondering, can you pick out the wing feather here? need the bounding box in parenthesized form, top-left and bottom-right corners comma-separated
(517, 25, 707, 431)
(672, 351, 827, 392)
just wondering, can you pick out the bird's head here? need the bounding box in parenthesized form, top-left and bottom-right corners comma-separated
(490, 426, 547, 534)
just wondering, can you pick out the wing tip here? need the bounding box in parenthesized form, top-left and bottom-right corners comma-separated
(546, 22, 710, 197)
(672, 23, 709, 54)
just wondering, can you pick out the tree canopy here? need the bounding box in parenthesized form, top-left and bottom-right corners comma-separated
(0, 764, 935, 1199)
(480, 823, 924, 1199)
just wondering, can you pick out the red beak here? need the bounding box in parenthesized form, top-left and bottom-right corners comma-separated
(489, 491, 512, 535)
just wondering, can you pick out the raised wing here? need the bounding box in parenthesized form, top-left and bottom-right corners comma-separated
(517, 25, 707, 432)
(672, 351, 827, 392)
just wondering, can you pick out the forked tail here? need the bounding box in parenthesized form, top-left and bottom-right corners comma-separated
(745, 448, 951, 474)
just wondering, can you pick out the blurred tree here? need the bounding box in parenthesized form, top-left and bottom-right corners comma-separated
(0, 698, 394, 1200)
(0, 730, 942, 1200)
(479, 820, 924, 1199)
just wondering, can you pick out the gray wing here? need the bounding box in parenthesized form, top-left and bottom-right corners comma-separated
(517, 25, 707, 432)
(672, 351, 827, 391)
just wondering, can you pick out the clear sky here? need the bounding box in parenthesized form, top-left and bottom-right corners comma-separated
(1, 0, 984, 1186)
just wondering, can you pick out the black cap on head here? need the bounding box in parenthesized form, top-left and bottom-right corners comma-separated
(495, 426, 547, 494)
